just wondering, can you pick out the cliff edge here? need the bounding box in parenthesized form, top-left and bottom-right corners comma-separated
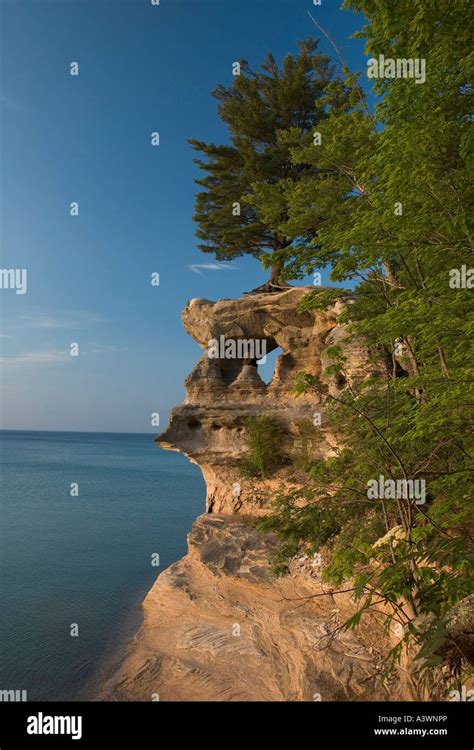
(101, 287, 413, 701)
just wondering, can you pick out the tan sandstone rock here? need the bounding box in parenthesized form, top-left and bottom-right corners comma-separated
(101, 287, 413, 702)
(159, 287, 388, 515)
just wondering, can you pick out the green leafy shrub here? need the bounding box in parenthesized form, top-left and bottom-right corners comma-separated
(241, 415, 286, 479)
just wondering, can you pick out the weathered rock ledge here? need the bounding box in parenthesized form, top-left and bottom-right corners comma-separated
(101, 287, 412, 701)
(159, 287, 388, 515)
(101, 515, 409, 701)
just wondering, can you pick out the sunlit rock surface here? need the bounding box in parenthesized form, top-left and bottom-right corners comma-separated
(101, 288, 414, 702)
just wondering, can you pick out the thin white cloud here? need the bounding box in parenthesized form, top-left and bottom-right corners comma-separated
(18, 311, 106, 329)
(19, 315, 66, 329)
(0, 343, 125, 365)
(0, 350, 71, 366)
(188, 262, 239, 275)
(87, 344, 126, 354)
(0, 93, 24, 111)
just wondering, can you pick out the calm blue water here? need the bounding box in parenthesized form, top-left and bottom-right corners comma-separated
(0, 430, 205, 701)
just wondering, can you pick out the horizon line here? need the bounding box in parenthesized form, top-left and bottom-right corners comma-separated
(0, 428, 160, 436)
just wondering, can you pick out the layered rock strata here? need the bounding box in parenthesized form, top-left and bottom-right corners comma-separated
(159, 287, 387, 515)
(102, 287, 413, 701)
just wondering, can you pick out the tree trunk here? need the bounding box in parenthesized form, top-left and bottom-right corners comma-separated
(244, 260, 291, 295)
(269, 265, 282, 285)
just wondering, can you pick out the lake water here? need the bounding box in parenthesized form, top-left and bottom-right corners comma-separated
(0, 430, 205, 701)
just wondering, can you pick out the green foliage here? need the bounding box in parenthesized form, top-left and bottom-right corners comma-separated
(298, 288, 353, 313)
(290, 419, 323, 472)
(259, 0, 474, 688)
(188, 39, 341, 281)
(192, 0, 473, 690)
(264, 369, 473, 682)
(241, 415, 286, 479)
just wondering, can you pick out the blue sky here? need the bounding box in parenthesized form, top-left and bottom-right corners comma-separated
(0, 0, 370, 432)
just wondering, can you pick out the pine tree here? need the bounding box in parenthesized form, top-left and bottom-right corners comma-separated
(189, 39, 339, 289)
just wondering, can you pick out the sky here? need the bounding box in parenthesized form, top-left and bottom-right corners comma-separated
(0, 0, 370, 433)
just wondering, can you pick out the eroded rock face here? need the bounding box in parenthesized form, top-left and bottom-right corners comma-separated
(101, 515, 409, 702)
(158, 287, 388, 514)
(99, 287, 413, 702)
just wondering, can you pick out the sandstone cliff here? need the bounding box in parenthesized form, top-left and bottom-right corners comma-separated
(101, 287, 414, 701)
(159, 287, 387, 515)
